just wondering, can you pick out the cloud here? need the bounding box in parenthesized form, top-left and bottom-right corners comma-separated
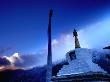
(41, 32, 89, 64)
(2, 53, 42, 68)
(14, 54, 41, 68)
(0, 57, 11, 66)
(0, 47, 12, 56)
(0, 18, 110, 69)
(42, 17, 110, 64)
(0, 33, 76, 69)
(78, 18, 110, 48)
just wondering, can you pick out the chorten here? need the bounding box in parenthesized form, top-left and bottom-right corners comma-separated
(52, 29, 110, 81)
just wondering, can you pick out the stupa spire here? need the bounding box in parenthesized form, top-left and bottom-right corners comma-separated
(73, 29, 80, 48)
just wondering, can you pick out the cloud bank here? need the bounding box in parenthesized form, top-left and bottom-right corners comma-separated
(1, 53, 42, 69)
(0, 57, 11, 66)
(0, 17, 110, 69)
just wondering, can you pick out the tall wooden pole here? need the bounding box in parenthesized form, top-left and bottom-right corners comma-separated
(46, 9, 53, 82)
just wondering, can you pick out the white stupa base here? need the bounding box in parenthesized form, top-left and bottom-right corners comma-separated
(57, 48, 106, 76)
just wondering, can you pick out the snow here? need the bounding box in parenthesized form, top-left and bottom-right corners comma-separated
(57, 48, 110, 76)
(92, 49, 110, 63)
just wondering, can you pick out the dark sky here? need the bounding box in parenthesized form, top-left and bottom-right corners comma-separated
(0, 0, 110, 55)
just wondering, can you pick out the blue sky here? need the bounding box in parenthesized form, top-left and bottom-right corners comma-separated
(0, 0, 110, 55)
(0, 0, 110, 68)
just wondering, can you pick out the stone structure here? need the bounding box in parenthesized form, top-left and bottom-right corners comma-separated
(58, 48, 107, 76)
(51, 30, 110, 81)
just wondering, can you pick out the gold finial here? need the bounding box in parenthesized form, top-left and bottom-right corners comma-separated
(73, 29, 80, 48)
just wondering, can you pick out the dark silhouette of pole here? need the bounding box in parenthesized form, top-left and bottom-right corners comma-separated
(46, 9, 53, 82)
